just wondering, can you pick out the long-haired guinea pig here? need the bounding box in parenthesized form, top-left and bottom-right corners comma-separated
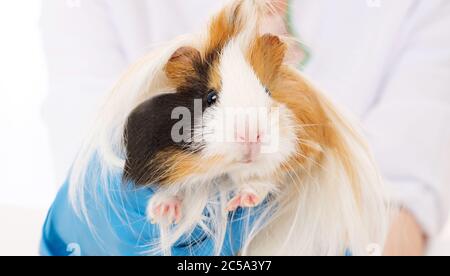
(70, 0, 388, 256)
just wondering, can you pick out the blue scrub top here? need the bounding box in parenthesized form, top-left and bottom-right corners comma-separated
(40, 156, 249, 256)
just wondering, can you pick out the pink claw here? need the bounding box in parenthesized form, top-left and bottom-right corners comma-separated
(226, 192, 261, 212)
(149, 198, 182, 225)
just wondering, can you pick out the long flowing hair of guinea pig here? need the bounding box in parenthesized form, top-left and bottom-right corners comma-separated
(241, 70, 390, 256)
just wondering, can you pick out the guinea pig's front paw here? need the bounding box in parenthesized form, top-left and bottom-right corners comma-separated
(147, 194, 182, 225)
(227, 191, 261, 211)
(226, 186, 269, 212)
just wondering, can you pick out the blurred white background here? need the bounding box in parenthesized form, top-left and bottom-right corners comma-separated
(0, 0, 449, 256)
(0, 0, 56, 256)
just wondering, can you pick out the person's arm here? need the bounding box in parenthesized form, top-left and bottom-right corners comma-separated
(40, 0, 127, 183)
(384, 209, 427, 256)
(362, 1, 450, 255)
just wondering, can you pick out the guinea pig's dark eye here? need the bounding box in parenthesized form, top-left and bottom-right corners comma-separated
(207, 90, 218, 106)
(265, 87, 272, 96)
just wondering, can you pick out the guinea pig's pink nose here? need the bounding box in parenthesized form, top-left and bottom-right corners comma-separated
(236, 133, 263, 163)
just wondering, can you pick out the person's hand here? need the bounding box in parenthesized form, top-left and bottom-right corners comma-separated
(383, 208, 428, 256)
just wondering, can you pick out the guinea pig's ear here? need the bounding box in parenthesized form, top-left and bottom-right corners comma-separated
(248, 34, 287, 84)
(165, 46, 201, 87)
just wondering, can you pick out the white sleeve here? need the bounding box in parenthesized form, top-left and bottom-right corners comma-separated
(364, 1, 450, 237)
(40, 0, 127, 182)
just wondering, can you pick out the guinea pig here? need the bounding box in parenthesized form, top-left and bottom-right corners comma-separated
(70, 0, 388, 256)
(123, 36, 292, 223)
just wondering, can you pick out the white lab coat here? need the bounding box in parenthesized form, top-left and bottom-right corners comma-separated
(41, 0, 450, 237)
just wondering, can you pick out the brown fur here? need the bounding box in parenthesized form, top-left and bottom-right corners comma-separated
(272, 66, 362, 200)
(151, 149, 223, 185)
(204, 1, 244, 56)
(247, 34, 287, 86)
(165, 47, 202, 87)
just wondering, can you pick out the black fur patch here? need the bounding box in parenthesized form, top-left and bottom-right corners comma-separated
(123, 51, 219, 186)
